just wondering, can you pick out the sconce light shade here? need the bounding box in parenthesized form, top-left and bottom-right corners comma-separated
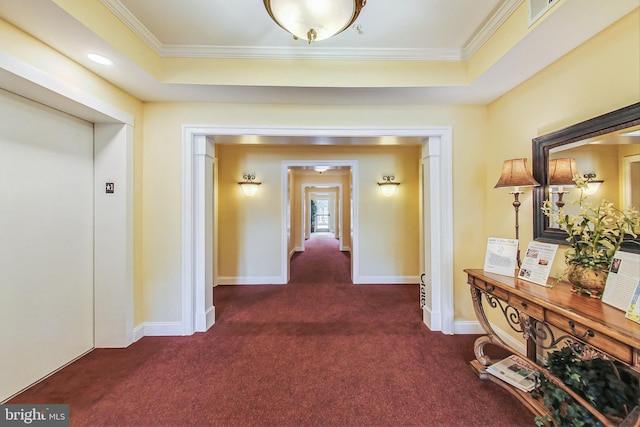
(583, 173, 604, 195)
(548, 158, 579, 187)
(494, 158, 540, 191)
(378, 175, 400, 197)
(263, 0, 366, 44)
(238, 174, 261, 196)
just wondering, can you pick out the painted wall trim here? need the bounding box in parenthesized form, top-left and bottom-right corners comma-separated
(182, 125, 453, 335)
(422, 129, 454, 335)
(283, 160, 358, 284)
(136, 322, 184, 337)
(181, 129, 216, 336)
(453, 320, 485, 335)
(217, 276, 286, 285)
(357, 276, 420, 284)
(94, 123, 135, 348)
(301, 182, 344, 252)
(0, 52, 134, 125)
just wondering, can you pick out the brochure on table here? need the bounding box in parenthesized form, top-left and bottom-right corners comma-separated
(602, 250, 640, 313)
(484, 237, 518, 277)
(517, 241, 558, 286)
(626, 283, 640, 324)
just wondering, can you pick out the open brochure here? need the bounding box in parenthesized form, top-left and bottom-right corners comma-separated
(486, 355, 538, 392)
(518, 241, 558, 286)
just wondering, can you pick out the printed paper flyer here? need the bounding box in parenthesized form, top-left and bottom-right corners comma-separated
(484, 237, 518, 277)
(517, 241, 558, 286)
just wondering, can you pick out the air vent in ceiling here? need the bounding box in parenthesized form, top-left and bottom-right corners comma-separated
(528, 0, 559, 27)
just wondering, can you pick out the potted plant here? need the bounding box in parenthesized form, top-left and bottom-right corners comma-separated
(542, 175, 640, 297)
(533, 347, 640, 426)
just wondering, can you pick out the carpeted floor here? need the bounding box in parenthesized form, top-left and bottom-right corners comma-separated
(8, 233, 535, 426)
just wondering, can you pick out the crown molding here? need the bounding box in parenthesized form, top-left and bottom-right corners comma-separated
(462, 0, 524, 60)
(101, 0, 522, 61)
(100, 0, 164, 53)
(159, 45, 464, 61)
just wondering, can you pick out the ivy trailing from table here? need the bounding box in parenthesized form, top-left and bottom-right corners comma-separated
(532, 347, 639, 426)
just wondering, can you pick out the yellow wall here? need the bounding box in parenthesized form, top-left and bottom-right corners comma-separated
(141, 103, 488, 321)
(486, 9, 639, 283)
(215, 144, 420, 282)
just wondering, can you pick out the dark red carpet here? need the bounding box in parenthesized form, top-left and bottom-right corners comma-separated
(9, 233, 535, 426)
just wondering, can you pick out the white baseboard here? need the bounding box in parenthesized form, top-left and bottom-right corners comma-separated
(196, 306, 215, 332)
(452, 320, 526, 354)
(422, 306, 441, 332)
(133, 323, 145, 342)
(453, 320, 485, 335)
(217, 276, 285, 285)
(132, 321, 184, 337)
(357, 276, 420, 284)
(493, 325, 527, 355)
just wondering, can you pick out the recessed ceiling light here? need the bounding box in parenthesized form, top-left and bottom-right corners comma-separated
(87, 53, 113, 65)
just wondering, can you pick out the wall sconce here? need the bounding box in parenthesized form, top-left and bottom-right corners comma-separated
(494, 158, 540, 267)
(583, 173, 604, 195)
(548, 158, 579, 208)
(377, 175, 400, 197)
(238, 173, 261, 196)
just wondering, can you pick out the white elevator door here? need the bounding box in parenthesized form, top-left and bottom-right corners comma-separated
(0, 88, 94, 401)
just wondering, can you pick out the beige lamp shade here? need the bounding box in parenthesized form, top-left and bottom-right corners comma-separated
(494, 158, 540, 190)
(548, 158, 579, 186)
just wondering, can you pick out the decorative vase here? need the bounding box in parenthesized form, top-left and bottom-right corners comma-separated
(566, 264, 608, 298)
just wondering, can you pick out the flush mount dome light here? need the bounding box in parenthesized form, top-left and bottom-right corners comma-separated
(264, 0, 366, 44)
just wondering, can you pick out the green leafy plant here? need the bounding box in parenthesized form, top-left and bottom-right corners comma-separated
(542, 175, 640, 278)
(533, 347, 640, 426)
(310, 199, 317, 232)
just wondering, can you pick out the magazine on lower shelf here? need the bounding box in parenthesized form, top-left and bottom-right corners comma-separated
(486, 355, 538, 392)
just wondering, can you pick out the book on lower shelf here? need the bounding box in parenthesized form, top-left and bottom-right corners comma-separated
(486, 355, 538, 392)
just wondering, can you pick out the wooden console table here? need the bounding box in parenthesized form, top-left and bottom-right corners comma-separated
(465, 268, 640, 426)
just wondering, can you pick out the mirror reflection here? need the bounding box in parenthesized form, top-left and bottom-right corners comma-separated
(532, 103, 640, 252)
(546, 124, 640, 221)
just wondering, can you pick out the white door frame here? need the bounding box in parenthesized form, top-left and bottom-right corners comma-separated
(182, 125, 453, 335)
(285, 160, 354, 283)
(303, 185, 342, 248)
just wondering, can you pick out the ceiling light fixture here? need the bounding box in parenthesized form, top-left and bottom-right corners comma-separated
(87, 53, 113, 65)
(263, 0, 367, 44)
(314, 166, 330, 173)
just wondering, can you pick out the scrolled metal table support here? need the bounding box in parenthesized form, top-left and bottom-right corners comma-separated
(471, 284, 615, 426)
(470, 286, 523, 366)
